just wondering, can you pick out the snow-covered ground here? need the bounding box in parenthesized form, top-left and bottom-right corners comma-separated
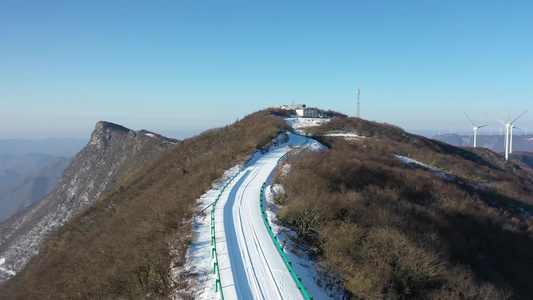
(285, 117, 364, 141)
(285, 118, 330, 135)
(270, 105, 305, 110)
(395, 155, 451, 180)
(175, 132, 341, 299)
(324, 132, 363, 140)
(0, 257, 16, 277)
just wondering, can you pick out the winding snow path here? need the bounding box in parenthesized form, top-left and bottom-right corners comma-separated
(214, 133, 308, 299)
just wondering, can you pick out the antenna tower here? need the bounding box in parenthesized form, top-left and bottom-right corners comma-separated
(356, 86, 361, 118)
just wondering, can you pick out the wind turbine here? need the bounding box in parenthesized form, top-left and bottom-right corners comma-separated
(510, 125, 516, 153)
(497, 110, 527, 160)
(509, 124, 523, 153)
(464, 112, 488, 148)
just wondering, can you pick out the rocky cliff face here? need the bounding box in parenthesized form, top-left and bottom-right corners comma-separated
(0, 121, 177, 286)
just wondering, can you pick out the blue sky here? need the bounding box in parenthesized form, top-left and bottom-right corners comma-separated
(1, 1, 532, 140)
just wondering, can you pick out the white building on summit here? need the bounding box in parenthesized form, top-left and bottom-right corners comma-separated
(295, 107, 319, 118)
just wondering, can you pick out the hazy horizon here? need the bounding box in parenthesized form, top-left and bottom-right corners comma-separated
(1, 120, 531, 143)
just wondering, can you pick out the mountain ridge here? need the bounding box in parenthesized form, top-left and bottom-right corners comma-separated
(2, 112, 533, 299)
(0, 121, 178, 287)
(0, 111, 287, 299)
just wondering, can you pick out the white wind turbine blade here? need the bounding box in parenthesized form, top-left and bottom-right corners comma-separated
(464, 112, 475, 128)
(495, 118, 508, 126)
(510, 110, 528, 124)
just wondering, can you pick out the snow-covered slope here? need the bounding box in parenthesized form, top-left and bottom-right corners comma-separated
(286, 117, 330, 135)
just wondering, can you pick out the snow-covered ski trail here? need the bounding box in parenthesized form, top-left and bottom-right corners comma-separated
(214, 132, 308, 300)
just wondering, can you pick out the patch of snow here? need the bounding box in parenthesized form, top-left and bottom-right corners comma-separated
(271, 105, 304, 111)
(271, 131, 290, 146)
(286, 117, 330, 134)
(309, 141, 327, 152)
(395, 155, 452, 180)
(0, 257, 16, 277)
(277, 163, 292, 179)
(144, 133, 155, 138)
(324, 132, 363, 140)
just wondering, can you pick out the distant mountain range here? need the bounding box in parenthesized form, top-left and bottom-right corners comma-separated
(431, 133, 533, 152)
(0, 153, 59, 185)
(0, 138, 89, 220)
(0, 153, 74, 222)
(0, 157, 72, 223)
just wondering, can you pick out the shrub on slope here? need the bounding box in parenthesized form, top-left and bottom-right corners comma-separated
(278, 117, 533, 299)
(1, 111, 286, 299)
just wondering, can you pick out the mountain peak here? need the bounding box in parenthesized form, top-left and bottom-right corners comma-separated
(94, 121, 131, 133)
(89, 121, 136, 150)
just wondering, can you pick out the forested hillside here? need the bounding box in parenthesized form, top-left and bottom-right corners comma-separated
(0, 111, 286, 299)
(4, 113, 532, 299)
(278, 117, 533, 299)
